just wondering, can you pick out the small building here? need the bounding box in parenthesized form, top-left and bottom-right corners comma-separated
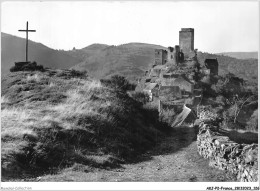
(161, 78, 177, 86)
(145, 78, 151, 83)
(171, 75, 194, 93)
(159, 86, 182, 101)
(144, 83, 159, 101)
(204, 58, 218, 76)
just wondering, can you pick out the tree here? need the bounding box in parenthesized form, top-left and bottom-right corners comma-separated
(226, 95, 255, 123)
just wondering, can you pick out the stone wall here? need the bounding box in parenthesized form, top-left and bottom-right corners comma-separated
(204, 58, 219, 76)
(196, 111, 258, 182)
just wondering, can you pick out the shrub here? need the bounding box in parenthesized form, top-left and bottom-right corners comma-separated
(130, 91, 149, 104)
(100, 75, 135, 92)
(55, 69, 88, 79)
(10, 62, 45, 72)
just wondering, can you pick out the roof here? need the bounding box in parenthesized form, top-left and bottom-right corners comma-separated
(194, 89, 203, 96)
(153, 65, 167, 70)
(144, 83, 158, 90)
(205, 58, 218, 62)
(162, 73, 179, 79)
(159, 86, 182, 100)
(174, 75, 193, 84)
(160, 86, 180, 92)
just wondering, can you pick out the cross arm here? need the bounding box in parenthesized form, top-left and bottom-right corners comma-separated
(18, 30, 36, 32)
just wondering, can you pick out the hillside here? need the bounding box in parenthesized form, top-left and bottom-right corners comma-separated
(70, 43, 166, 81)
(1, 33, 81, 75)
(197, 52, 258, 83)
(70, 44, 258, 83)
(217, 52, 258, 59)
(2, 33, 257, 83)
(1, 69, 167, 181)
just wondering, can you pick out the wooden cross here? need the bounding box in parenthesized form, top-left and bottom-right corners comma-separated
(18, 21, 36, 62)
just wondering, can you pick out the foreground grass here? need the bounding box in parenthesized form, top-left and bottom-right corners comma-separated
(1, 70, 167, 181)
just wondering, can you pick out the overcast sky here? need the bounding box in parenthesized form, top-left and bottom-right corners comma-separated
(1, 1, 259, 53)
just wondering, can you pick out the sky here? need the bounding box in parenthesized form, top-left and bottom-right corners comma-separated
(1, 1, 259, 53)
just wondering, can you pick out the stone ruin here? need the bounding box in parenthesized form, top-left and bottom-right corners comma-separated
(136, 28, 258, 182)
(136, 28, 220, 127)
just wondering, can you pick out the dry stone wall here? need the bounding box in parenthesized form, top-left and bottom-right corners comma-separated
(196, 111, 258, 182)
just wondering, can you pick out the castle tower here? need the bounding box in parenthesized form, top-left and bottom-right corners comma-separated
(179, 28, 194, 54)
(155, 49, 167, 65)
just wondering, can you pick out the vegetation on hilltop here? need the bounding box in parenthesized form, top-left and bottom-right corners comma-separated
(1, 70, 167, 181)
(197, 52, 258, 83)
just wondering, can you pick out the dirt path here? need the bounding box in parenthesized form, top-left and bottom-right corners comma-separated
(39, 127, 236, 182)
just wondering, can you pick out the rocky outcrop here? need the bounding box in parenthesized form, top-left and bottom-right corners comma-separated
(196, 111, 258, 182)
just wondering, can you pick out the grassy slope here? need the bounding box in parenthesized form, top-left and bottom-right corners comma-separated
(1, 33, 81, 74)
(1, 70, 166, 181)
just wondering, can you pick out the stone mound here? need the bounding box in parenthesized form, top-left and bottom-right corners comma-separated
(10, 61, 45, 72)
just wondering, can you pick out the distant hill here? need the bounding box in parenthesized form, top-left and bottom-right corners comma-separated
(70, 43, 166, 81)
(216, 52, 258, 59)
(1, 32, 81, 74)
(70, 43, 258, 83)
(2, 33, 257, 83)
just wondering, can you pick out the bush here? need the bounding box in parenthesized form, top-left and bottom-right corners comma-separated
(55, 69, 88, 79)
(100, 75, 135, 92)
(10, 61, 45, 72)
(130, 91, 149, 104)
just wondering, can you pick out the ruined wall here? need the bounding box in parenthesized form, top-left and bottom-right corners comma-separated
(204, 59, 219, 76)
(179, 28, 194, 54)
(155, 49, 168, 65)
(167, 47, 175, 63)
(196, 110, 258, 182)
(174, 45, 180, 63)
